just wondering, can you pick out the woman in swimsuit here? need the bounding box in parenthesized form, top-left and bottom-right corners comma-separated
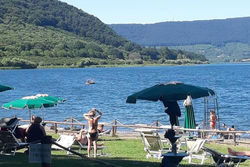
(209, 110, 217, 129)
(83, 108, 102, 158)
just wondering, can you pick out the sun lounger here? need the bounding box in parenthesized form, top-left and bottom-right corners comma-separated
(0, 131, 28, 155)
(0, 117, 20, 133)
(141, 133, 170, 159)
(51, 134, 76, 155)
(185, 139, 209, 164)
(202, 146, 250, 167)
(77, 140, 106, 156)
(99, 129, 111, 135)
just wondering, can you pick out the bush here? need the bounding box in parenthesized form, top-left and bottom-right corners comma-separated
(0, 57, 37, 69)
(77, 58, 99, 67)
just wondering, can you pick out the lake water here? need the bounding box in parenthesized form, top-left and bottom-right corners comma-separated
(0, 63, 250, 131)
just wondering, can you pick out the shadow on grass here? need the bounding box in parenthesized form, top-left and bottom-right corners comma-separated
(0, 152, 214, 167)
(102, 138, 124, 141)
(98, 157, 213, 167)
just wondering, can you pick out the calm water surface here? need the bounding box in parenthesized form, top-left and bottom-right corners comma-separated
(0, 64, 249, 131)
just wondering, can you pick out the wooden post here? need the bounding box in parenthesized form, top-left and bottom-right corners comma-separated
(233, 132, 237, 146)
(155, 120, 159, 134)
(54, 123, 57, 134)
(114, 119, 117, 135)
(201, 121, 205, 138)
(155, 120, 159, 127)
(112, 119, 117, 137)
(71, 117, 74, 130)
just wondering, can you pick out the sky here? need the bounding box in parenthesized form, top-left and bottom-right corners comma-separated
(60, 0, 250, 24)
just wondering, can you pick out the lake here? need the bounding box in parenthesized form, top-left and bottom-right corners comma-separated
(0, 63, 250, 131)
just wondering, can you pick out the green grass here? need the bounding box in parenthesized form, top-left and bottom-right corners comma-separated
(0, 135, 249, 167)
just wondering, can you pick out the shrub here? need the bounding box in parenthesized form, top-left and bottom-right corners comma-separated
(77, 58, 99, 67)
(0, 57, 37, 69)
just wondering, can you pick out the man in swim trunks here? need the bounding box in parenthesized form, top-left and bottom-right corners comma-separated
(83, 108, 102, 158)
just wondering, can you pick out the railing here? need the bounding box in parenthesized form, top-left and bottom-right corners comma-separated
(19, 119, 250, 145)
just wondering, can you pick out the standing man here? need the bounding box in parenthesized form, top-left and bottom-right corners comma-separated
(83, 108, 102, 158)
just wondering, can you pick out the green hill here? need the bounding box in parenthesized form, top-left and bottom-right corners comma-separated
(169, 43, 250, 63)
(0, 0, 207, 69)
(110, 17, 250, 46)
(110, 17, 250, 62)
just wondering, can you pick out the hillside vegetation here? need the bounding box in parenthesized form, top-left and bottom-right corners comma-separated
(110, 17, 250, 46)
(0, 0, 207, 69)
(110, 17, 250, 62)
(170, 43, 250, 62)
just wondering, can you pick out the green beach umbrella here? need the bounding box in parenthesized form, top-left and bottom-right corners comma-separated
(35, 94, 66, 103)
(2, 95, 58, 121)
(0, 84, 14, 92)
(184, 105, 196, 129)
(2, 96, 56, 110)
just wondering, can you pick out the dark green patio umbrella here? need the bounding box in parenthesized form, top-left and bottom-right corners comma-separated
(126, 81, 215, 127)
(0, 84, 14, 92)
(126, 81, 215, 103)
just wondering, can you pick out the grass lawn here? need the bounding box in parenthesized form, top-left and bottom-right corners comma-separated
(0, 135, 249, 167)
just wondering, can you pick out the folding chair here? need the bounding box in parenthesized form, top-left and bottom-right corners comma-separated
(51, 134, 76, 155)
(185, 139, 209, 164)
(202, 146, 250, 167)
(0, 131, 28, 155)
(141, 133, 170, 159)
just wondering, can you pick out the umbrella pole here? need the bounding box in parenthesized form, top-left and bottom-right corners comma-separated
(42, 109, 44, 122)
(42, 106, 46, 126)
(29, 109, 31, 123)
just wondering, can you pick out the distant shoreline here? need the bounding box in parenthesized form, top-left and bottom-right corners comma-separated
(0, 62, 208, 70)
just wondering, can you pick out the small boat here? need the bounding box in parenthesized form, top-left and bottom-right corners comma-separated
(85, 79, 95, 85)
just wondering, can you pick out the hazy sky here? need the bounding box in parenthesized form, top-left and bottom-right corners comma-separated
(60, 0, 250, 24)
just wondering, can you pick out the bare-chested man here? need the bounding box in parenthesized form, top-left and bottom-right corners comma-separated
(83, 108, 102, 158)
(228, 148, 250, 157)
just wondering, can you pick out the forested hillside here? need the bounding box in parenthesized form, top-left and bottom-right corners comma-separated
(111, 17, 250, 62)
(110, 17, 250, 46)
(0, 0, 128, 47)
(0, 0, 207, 68)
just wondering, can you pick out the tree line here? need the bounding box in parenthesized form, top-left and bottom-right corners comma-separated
(0, 0, 207, 68)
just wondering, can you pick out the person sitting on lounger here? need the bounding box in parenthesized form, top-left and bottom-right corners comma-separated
(76, 128, 104, 146)
(76, 129, 88, 145)
(26, 117, 46, 143)
(97, 124, 104, 133)
(228, 148, 250, 157)
(83, 108, 102, 158)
